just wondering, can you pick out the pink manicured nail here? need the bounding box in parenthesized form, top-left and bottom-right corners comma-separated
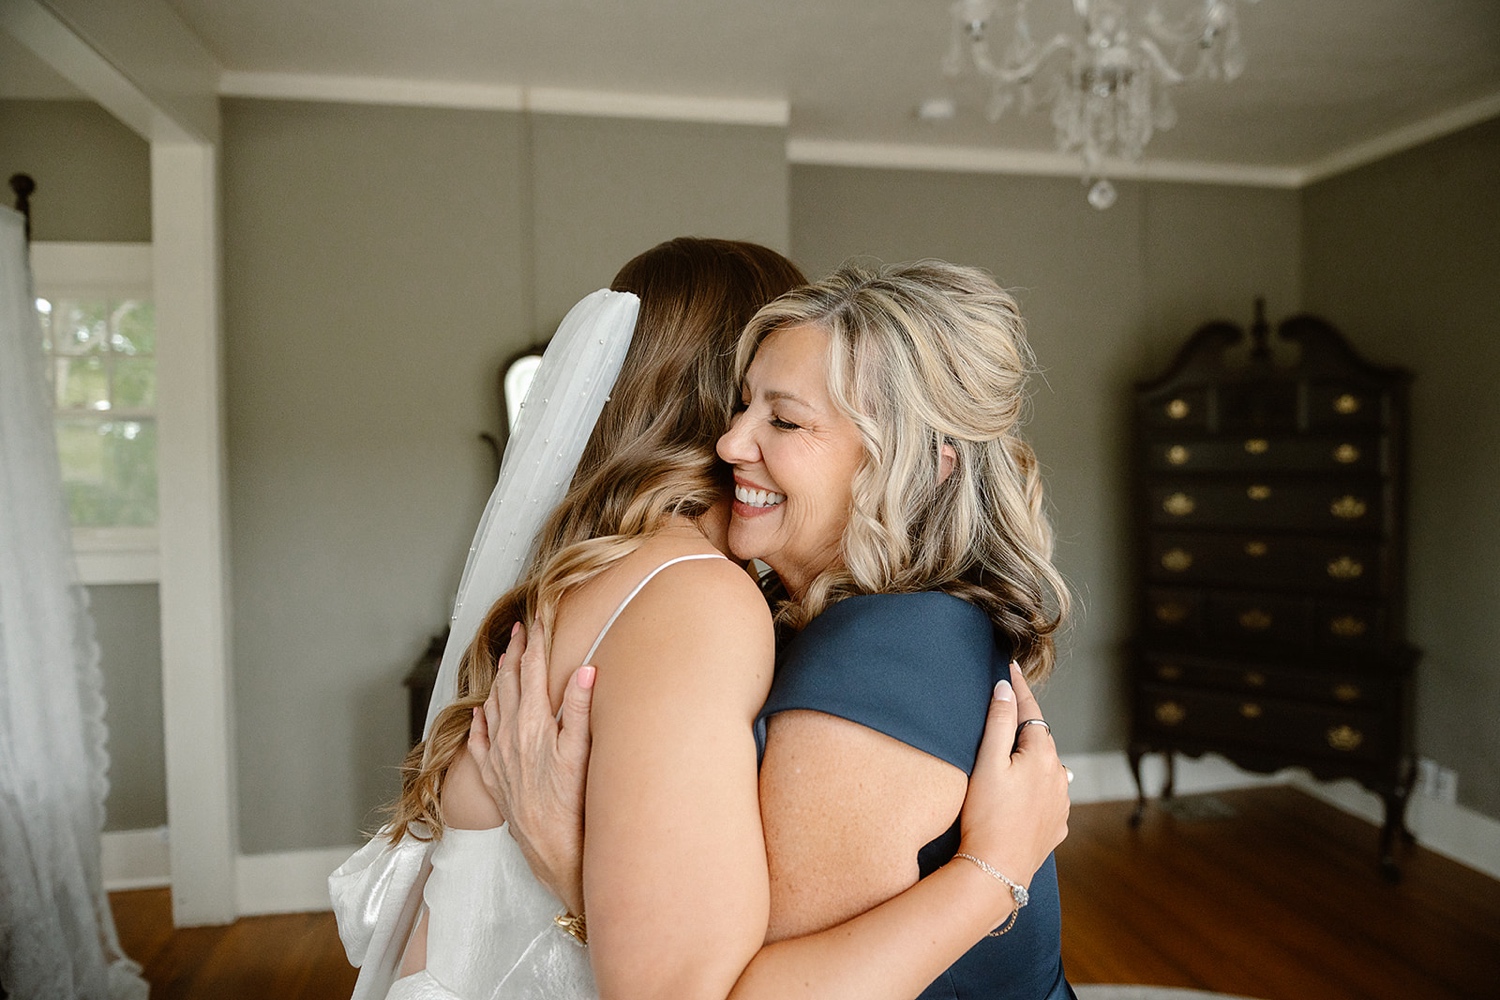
(576, 665, 596, 689)
(994, 679, 1014, 702)
(511, 622, 522, 638)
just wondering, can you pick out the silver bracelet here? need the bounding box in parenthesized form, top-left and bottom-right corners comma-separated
(954, 852, 1029, 937)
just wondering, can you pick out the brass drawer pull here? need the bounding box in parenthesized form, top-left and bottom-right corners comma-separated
(1243, 671, 1267, 687)
(1161, 549, 1193, 572)
(1244, 438, 1269, 455)
(1155, 602, 1189, 624)
(1333, 443, 1361, 464)
(1330, 495, 1368, 520)
(1156, 664, 1183, 680)
(1155, 701, 1186, 725)
(1166, 445, 1190, 465)
(1240, 702, 1263, 719)
(1333, 683, 1362, 702)
(1329, 615, 1368, 638)
(1327, 556, 1365, 580)
(1247, 484, 1272, 501)
(1239, 609, 1273, 631)
(1244, 540, 1268, 557)
(1334, 393, 1361, 415)
(1166, 398, 1191, 420)
(1163, 492, 1196, 516)
(1327, 725, 1364, 751)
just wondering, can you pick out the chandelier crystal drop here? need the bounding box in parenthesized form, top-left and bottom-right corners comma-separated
(942, 0, 1256, 207)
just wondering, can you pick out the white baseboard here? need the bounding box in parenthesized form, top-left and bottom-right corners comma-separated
(1059, 749, 1290, 805)
(235, 844, 363, 916)
(102, 827, 171, 890)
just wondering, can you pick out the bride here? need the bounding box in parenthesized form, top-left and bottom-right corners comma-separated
(332, 239, 1073, 1000)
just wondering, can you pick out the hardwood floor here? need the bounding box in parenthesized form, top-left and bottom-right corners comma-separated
(109, 786, 1500, 999)
(1055, 787, 1500, 999)
(110, 888, 356, 1000)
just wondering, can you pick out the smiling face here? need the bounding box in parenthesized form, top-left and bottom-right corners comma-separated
(715, 323, 866, 598)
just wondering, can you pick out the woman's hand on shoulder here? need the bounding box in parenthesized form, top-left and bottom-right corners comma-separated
(467, 618, 595, 915)
(956, 662, 1070, 892)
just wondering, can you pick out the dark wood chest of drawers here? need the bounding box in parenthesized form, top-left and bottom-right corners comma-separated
(1128, 306, 1419, 878)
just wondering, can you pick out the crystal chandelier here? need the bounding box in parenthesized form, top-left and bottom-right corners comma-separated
(942, 0, 1256, 208)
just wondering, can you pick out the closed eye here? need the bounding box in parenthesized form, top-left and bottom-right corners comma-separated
(770, 415, 801, 431)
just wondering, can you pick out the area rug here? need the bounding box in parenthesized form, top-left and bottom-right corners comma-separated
(1076, 987, 1264, 1000)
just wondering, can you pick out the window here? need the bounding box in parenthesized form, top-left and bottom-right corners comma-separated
(31, 243, 158, 584)
(39, 296, 157, 527)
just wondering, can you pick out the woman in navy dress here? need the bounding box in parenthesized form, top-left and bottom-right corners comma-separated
(473, 258, 1075, 999)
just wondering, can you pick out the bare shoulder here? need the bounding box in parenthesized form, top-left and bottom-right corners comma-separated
(439, 746, 505, 830)
(584, 532, 774, 709)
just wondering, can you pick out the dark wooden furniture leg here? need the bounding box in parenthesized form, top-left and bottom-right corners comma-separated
(1128, 744, 1148, 827)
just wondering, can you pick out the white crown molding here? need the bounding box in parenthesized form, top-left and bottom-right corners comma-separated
(1299, 89, 1500, 185)
(215, 72, 1500, 185)
(785, 138, 1303, 189)
(220, 70, 525, 110)
(526, 86, 788, 126)
(218, 71, 788, 126)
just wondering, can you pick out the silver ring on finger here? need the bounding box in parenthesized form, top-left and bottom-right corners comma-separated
(1016, 718, 1052, 738)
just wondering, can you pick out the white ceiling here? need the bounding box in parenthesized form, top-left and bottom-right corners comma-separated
(7, 1, 1500, 177)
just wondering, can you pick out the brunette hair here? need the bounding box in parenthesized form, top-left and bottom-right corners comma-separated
(387, 238, 805, 841)
(734, 260, 1069, 681)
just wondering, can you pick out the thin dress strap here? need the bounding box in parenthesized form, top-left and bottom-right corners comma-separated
(582, 553, 727, 662)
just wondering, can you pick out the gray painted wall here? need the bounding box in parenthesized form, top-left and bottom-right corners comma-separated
(0, 99, 151, 242)
(1302, 117, 1500, 819)
(790, 167, 1303, 756)
(221, 100, 789, 852)
(91, 584, 166, 831)
(0, 99, 163, 831)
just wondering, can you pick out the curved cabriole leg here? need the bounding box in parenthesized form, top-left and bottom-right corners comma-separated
(1379, 788, 1406, 883)
(1128, 745, 1147, 827)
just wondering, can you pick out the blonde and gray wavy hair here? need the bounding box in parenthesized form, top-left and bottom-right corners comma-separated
(736, 260, 1069, 682)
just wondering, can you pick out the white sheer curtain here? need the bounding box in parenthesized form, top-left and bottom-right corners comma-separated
(0, 206, 148, 1000)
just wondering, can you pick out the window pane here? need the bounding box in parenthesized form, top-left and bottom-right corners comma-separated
(112, 300, 155, 355)
(56, 417, 158, 527)
(52, 299, 109, 355)
(56, 355, 110, 410)
(113, 357, 156, 409)
(37, 297, 54, 352)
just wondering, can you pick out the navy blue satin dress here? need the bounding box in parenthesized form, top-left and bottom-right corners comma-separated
(755, 592, 1075, 1000)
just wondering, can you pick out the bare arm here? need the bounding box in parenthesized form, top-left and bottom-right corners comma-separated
(570, 559, 775, 1000)
(474, 627, 1068, 1000)
(726, 667, 1068, 999)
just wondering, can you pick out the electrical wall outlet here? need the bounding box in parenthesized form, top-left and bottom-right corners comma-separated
(1414, 756, 1458, 804)
(1433, 766, 1459, 805)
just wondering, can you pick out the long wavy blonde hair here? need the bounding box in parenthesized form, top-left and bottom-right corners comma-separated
(387, 238, 806, 842)
(736, 260, 1069, 682)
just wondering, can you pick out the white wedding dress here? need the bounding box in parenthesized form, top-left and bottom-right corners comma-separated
(332, 554, 724, 1000)
(382, 825, 596, 1000)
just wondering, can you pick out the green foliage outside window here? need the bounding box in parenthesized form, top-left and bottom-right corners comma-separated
(38, 297, 158, 528)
